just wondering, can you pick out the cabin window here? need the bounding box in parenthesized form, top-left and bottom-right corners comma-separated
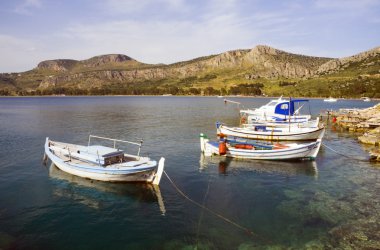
(280, 104, 288, 110)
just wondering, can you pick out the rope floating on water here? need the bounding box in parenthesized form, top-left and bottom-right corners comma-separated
(223, 99, 241, 105)
(163, 170, 269, 242)
(322, 142, 368, 162)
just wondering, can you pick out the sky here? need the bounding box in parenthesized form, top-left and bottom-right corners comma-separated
(0, 0, 379, 73)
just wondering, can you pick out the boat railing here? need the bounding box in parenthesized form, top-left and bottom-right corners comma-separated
(88, 135, 144, 156)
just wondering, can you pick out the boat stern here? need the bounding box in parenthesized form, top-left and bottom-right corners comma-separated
(309, 139, 322, 159)
(43, 137, 50, 165)
(317, 127, 326, 139)
(200, 133, 214, 156)
(152, 157, 165, 185)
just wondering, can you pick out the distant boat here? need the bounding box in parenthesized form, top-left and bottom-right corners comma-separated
(162, 94, 172, 96)
(200, 133, 322, 160)
(44, 135, 165, 184)
(323, 97, 337, 102)
(361, 97, 371, 102)
(217, 96, 224, 98)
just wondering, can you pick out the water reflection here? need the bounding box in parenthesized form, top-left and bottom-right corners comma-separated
(48, 164, 166, 214)
(199, 155, 318, 177)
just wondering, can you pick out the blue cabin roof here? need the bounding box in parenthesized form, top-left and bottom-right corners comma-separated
(274, 99, 309, 116)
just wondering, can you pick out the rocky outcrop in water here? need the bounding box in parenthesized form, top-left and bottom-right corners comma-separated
(332, 103, 380, 161)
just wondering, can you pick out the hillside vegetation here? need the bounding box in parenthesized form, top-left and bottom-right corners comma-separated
(0, 45, 379, 98)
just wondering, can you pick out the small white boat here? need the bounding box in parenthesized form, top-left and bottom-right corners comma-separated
(200, 134, 322, 160)
(217, 123, 325, 141)
(361, 97, 371, 102)
(44, 135, 165, 184)
(323, 97, 337, 102)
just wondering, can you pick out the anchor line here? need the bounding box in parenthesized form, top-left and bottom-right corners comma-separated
(195, 174, 212, 247)
(163, 171, 271, 243)
(322, 142, 368, 162)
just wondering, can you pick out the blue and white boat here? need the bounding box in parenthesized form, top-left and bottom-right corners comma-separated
(44, 135, 165, 185)
(200, 133, 322, 160)
(240, 97, 313, 124)
(217, 122, 325, 141)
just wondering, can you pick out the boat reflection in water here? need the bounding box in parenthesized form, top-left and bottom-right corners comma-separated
(199, 154, 318, 178)
(48, 164, 166, 214)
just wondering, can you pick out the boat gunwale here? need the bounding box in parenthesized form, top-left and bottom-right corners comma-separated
(45, 139, 157, 175)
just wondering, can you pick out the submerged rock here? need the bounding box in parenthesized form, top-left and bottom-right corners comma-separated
(0, 232, 15, 249)
(303, 191, 354, 225)
(328, 217, 380, 249)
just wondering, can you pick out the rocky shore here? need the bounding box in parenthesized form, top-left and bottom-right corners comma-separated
(332, 103, 380, 161)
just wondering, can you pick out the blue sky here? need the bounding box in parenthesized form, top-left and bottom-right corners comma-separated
(1, 0, 379, 72)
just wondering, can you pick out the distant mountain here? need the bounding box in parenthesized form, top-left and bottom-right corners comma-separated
(0, 45, 379, 97)
(317, 47, 380, 74)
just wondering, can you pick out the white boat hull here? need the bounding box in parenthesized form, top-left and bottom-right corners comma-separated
(44, 138, 165, 184)
(218, 125, 325, 141)
(200, 135, 321, 160)
(244, 118, 319, 128)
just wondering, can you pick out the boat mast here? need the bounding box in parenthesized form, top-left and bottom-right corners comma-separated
(288, 97, 291, 132)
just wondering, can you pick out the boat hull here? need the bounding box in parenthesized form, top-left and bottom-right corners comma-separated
(44, 138, 165, 184)
(218, 125, 325, 141)
(244, 118, 319, 128)
(200, 136, 321, 160)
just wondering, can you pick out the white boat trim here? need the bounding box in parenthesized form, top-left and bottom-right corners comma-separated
(243, 117, 320, 129)
(217, 124, 325, 141)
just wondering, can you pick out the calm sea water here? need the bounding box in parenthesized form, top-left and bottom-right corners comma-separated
(0, 96, 379, 249)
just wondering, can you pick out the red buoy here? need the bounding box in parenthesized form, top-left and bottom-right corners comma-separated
(219, 141, 227, 155)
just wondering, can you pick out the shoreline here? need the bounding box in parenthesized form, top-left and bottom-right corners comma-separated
(0, 95, 379, 101)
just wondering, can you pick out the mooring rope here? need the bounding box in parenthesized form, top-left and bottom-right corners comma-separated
(322, 142, 368, 162)
(195, 175, 212, 247)
(163, 170, 270, 242)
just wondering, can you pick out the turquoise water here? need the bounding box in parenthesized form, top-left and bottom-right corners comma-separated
(0, 96, 379, 249)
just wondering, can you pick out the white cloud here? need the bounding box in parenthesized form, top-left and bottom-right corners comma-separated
(102, 0, 187, 13)
(314, 0, 380, 11)
(1, 0, 379, 72)
(13, 0, 42, 15)
(0, 35, 39, 72)
(56, 16, 256, 64)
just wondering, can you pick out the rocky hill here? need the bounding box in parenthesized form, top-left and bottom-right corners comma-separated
(37, 59, 78, 72)
(0, 45, 379, 97)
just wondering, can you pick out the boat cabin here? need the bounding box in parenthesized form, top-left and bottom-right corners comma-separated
(76, 145, 126, 166)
